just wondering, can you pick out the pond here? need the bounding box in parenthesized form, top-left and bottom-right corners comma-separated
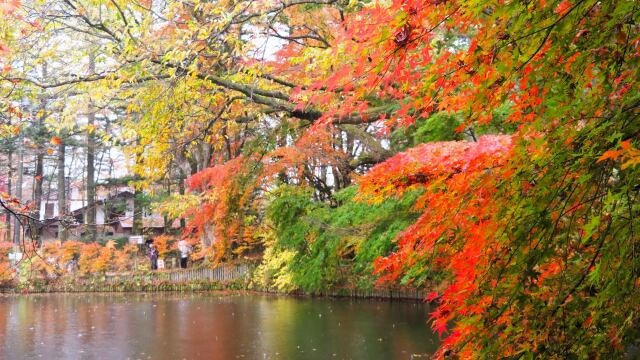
(0, 293, 439, 359)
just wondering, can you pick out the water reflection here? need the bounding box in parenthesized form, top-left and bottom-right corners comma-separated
(0, 293, 438, 359)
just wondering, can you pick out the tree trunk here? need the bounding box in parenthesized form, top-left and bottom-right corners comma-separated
(163, 179, 170, 233)
(132, 147, 143, 236)
(86, 54, 97, 242)
(33, 153, 43, 244)
(57, 138, 67, 242)
(13, 135, 23, 245)
(132, 187, 142, 236)
(5, 150, 11, 242)
(32, 63, 48, 245)
(178, 168, 186, 230)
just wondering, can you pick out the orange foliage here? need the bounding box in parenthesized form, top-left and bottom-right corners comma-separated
(263, 126, 348, 180)
(184, 156, 256, 263)
(153, 234, 176, 259)
(320, 0, 640, 355)
(0, 241, 14, 284)
(8, 241, 141, 277)
(182, 126, 352, 264)
(112, 244, 138, 272)
(79, 243, 105, 274)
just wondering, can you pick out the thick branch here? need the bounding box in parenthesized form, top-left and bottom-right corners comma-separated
(2, 73, 170, 89)
(233, 0, 339, 24)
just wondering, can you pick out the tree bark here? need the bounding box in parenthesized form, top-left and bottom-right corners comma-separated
(86, 53, 97, 242)
(13, 134, 23, 245)
(32, 63, 49, 244)
(57, 137, 67, 241)
(178, 168, 186, 230)
(5, 150, 12, 242)
(132, 187, 142, 236)
(132, 144, 143, 236)
(33, 152, 43, 244)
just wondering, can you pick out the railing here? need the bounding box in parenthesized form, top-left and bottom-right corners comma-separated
(104, 263, 253, 284)
(305, 287, 428, 301)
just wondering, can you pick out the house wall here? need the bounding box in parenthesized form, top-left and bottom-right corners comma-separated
(41, 225, 58, 242)
(38, 189, 170, 241)
(96, 205, 105, 225)
(40, 201, 58, 220)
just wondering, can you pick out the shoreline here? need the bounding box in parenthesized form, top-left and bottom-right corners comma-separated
(0, 276, 429, 302)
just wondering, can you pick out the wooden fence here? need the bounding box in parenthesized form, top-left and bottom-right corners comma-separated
(305, 287, 428, 301)
(104, 263, 252, 284)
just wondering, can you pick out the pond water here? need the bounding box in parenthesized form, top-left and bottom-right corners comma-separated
(0, 292, 439, 359)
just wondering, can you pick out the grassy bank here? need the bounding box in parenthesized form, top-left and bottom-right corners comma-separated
(1, 271, 428, 301)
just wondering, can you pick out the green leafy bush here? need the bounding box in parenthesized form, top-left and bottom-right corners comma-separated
(258, 185, 422, 292)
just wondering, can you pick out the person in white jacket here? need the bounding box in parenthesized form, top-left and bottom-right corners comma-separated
(177, 239, 192, 269)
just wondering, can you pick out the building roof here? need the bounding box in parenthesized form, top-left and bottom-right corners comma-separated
(118, 215, 181, 229)
(69, 189, 134, 215)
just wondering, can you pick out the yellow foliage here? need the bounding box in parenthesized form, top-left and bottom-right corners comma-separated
(251, 227, 298, 292)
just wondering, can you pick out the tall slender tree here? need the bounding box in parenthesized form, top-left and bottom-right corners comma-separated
(85, 53, 97, 242)
(56, 134, 67, 241)
(32, 63, 49, 244)
(12, 132, 23, 245)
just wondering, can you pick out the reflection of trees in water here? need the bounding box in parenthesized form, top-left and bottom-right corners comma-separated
(0, 294, 436, 359)
(256, 297, 438, 359)
(171, 295, 238, 359)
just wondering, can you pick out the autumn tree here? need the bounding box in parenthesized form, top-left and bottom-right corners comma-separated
(312, 0, 640, 357)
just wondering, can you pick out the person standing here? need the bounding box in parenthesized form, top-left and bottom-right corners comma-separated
(147, 243, 159, 270)
(177, 239, 192, 269)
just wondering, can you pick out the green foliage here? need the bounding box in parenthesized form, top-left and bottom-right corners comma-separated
(102, 236, 129, 249)
(390, 112, 463, 151)
(390, 106, 518, 152)
(260, 185, 421, 292)
(265, 186, 316, 251)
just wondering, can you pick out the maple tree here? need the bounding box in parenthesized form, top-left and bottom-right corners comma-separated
(0, 241, 13, 284)
(316, 0, 639, 357)
(153, 234, 176, 260)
